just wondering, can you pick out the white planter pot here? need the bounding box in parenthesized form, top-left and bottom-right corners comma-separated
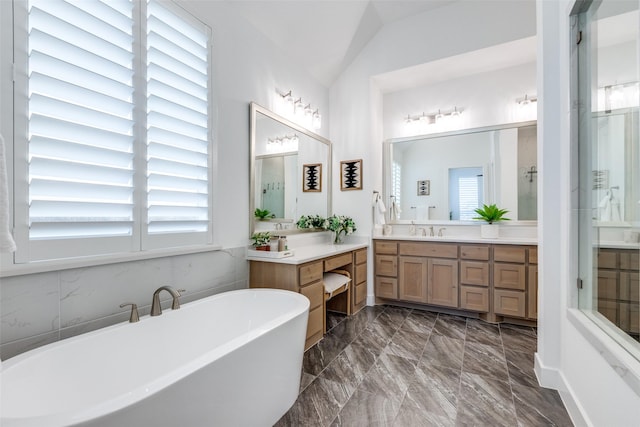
(480, 224, 499, 239)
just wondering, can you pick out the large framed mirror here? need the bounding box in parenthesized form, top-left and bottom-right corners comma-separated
(383, 121, 537, 223)
(249, 102, 332, 235)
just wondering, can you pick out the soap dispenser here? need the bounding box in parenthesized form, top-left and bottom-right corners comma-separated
(409, 221, 416, 236)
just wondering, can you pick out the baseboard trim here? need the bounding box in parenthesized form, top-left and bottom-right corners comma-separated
(535, 353, 589, 427)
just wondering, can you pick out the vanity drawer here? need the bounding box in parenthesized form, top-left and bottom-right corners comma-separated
(305, 306, 324, 349)
(300, 280, 323, 310)
(375, 276, 398, 299)
(528, 247, 538, 264)
(460, 245, 489, 261)
(620, 251, 639, 271)
(598, 250, 618, 269)
(494, 246, 526, 263)
(399, 242, 458, 259)
(460, 261, 489, 286)
(355, 263, 367, 284)
(375, 255, 398, 277)
(494, 263, 526, 290)
(355, 281, 367, 306)
(299, 261, 323, 286)
(375, 241, 398, 255)
(355, 248, 367, 265)
(325, 253, 352, 271)
(460, 285, 489, 312)
(494, 289, 526, 318)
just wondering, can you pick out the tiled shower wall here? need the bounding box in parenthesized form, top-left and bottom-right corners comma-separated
(0, 247, 249, 360)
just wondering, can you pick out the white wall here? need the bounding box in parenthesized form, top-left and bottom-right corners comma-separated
(0, 0, 329, 359)
(383, 62, 537, 140)
(330, 0, 536, 307)
(536, 0, 640, 425)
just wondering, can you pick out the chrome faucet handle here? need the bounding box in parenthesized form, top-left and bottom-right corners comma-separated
(438, 227, 447, 237)
(120, 302, 140, 323)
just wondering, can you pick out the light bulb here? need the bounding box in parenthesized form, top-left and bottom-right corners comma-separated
(435, 110, 443, 122)
(451, 106, 460, 117)
(312, 110, 322, 129)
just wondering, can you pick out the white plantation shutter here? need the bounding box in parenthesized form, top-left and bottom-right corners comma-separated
(458, 176, 480, 220)
(14, 0, 212, 262)
(146, 0, 210, 240)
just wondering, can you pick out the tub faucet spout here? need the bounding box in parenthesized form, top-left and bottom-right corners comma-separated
(151, 286, 184, 316)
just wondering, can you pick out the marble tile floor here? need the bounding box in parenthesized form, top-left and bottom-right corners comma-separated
(276, 305, 572, 427)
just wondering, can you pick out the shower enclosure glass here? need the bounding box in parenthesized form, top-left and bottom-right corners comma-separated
(576, 0, 640, 360)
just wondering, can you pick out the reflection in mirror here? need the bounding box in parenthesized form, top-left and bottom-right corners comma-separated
(250, 103, 331, 235)
(593, 110, 639, 223)
(385, 122, 537, 223)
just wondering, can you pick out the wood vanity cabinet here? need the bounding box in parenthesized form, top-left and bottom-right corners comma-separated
(397, 242, 459, 308)
(352, 248, 368, 313)
(250, 260, 324, 349)
(459, 245, 490, 312)
(597, 248, 640, 336)
(374, 239, 539, 323)
(250, 246, 368, 350)
(375, 241, 399, 299)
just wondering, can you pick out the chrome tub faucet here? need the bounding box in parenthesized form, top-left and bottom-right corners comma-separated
(151, 286, 185, 316)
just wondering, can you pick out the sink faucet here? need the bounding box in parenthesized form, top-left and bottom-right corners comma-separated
(429, 226, 434, 237)
(438, 227, 447, 237)
(151, 286, 184, 316)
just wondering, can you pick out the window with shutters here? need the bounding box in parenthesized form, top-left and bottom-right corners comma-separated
(13, 0, 213, 262)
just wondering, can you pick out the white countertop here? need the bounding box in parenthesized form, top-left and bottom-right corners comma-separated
(598, 241, 640, 249)
(373, 235, 538, 245)
(246, 242, 369, 265)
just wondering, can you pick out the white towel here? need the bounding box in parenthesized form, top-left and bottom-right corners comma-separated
(373, 197, 386, 225)
(390, 200, 400, 221)
(0, 134, 16, 253)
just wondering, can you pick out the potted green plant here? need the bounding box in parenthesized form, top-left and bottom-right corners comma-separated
(296, 214, 326, 230)
(473, 204, 510, 238)
(250, 231, 272, 250)
(324, 215, 357, 244)
(254, 208, 275, 220)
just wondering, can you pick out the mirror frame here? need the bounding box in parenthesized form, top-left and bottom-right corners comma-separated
(383, 120, 537, 225)
(249, 102, 332, 236)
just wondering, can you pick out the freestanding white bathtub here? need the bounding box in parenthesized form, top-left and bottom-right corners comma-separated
(1, 288, 309, 427)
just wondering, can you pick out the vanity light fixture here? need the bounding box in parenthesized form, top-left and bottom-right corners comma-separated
(403, 107, 463, 125)
(275, 89, 323, 130)
(312, 109, 322, 130)
(267, 133, 299, 153)
(516, 94, 537, 105)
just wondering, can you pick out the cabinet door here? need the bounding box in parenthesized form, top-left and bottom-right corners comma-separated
(376, 255, 398, 277)
(399, 257, 428, 303)
(527, 265, 538, 320)
(494, 263, 526, 290)
(427, 259, 459, 308)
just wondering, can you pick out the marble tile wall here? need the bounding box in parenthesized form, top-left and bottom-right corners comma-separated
(0, 247, 249, 360)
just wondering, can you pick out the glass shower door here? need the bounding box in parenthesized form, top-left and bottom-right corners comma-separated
(576, 0, 640, 359)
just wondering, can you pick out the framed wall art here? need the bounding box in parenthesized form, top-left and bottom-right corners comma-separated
(340, 159, 362, 191)
(417, 180, 430, 196)
(302, 163, 322, 192)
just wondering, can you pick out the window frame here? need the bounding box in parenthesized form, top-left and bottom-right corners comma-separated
(8, 0, 216, 266)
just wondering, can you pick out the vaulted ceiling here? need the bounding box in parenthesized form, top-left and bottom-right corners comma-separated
(226, 0, 461, 87)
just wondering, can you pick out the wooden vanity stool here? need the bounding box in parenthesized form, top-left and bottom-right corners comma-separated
(323, 269, 352, 333)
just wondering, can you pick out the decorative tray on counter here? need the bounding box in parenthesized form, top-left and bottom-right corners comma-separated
(247, 249, 294, 258)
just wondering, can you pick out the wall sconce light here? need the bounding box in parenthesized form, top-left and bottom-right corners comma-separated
(276, 89, 323, 130)
(403, 107, 463, 125)
(516, 94, 537, 105)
